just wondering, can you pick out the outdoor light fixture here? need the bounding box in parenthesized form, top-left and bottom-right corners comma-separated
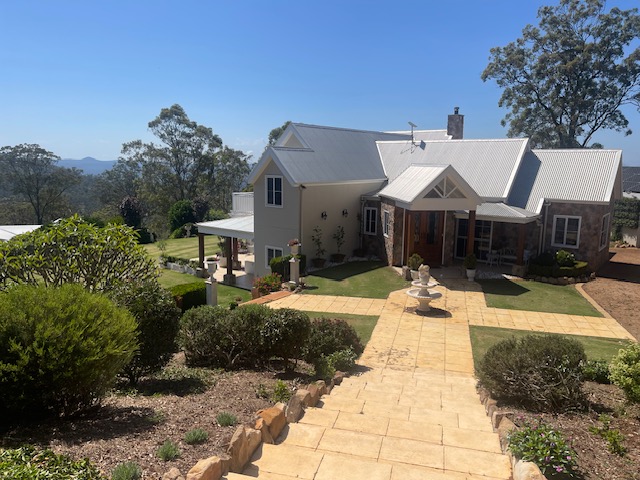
(342, 209, 348, 217)
(321, 211, 327, 220)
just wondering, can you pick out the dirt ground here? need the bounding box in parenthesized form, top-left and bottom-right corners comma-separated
(583, 247, 640, 341)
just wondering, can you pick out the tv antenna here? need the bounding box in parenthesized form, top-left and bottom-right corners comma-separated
(408, 121, 418, 145)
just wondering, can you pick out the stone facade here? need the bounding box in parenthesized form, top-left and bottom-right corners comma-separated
(542, 201, 613, 271)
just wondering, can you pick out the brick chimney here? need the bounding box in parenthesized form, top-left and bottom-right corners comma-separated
(447, 107, 464, 139)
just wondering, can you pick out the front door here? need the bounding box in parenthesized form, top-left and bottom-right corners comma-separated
(406, 211, 444, 266)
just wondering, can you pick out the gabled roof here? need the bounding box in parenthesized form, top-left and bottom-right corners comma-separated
(248, 123, 409, 186)
(197, 216, 254, 240)
(376, 138, 530, 201)
(623, 166, 640, 193)
(384, 129, 451, 141)
(508, 149, 622, 213)
(377, 164, 481, 210)
(0, 225, 41, 241)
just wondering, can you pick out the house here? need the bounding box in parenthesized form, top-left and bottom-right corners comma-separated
(616, 167, 640, 246)
(202, 109, 622, 280)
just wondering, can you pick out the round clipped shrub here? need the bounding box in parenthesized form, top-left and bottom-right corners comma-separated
(179, 305, 232, 367)
(0, 284, 138, 419)
(304, 318, 364, 365)
(476, 334, 586, 412)
(609, 343, 640, 403)
(109, 280, 182, 384)
(261, 308, 311, 367)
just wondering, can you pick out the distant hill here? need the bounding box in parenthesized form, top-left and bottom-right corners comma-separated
(59, 157, 116, 175)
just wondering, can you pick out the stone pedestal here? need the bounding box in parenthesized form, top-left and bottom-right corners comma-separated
(206, 277, 218, 306)
(224, 273, 236, 285)
(289, 256, 300, 285)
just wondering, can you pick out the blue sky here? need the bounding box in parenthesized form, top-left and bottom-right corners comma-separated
(1, 0, 639, 165)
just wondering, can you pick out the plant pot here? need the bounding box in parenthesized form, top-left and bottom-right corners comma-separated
(251, 287, 261, 299)
(219, 256, 227, 268)
(410, 270, 419, 280)
(466, 268, 476, 282)
(330, 253, 346, 263)
(290, 245, 300, 255)
(312, 258, 326, 268)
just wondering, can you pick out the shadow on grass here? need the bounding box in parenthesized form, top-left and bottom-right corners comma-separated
(477, 279, 530, 296)
(309, 261, 386, 281)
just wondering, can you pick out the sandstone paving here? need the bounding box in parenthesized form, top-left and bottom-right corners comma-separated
(229, 278, 634, 479)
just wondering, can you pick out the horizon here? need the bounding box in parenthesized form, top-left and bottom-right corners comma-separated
(1, 1, 639, 165)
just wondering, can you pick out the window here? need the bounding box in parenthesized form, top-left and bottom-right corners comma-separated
(600, 213, 610, 250)
(266, 175, 282, 207)
(383, 210, 390, 237)
(552, 215, 581, 248)
(364, 207, 377, 235)
(266, 246, 283, 268)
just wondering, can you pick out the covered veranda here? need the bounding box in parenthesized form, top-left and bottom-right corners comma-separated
(196, 215, 254, 287)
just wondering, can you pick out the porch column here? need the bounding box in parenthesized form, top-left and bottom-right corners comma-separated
(467, 210, 476, 256)
(198, 233, 205, 269)
(516, 223, 526, 265)
(224, 236, 235, 284)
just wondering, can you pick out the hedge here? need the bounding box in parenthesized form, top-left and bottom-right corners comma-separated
(171, 282, 207, 312)
(270, 255, 307, 280)
(528, 260, 589, 278)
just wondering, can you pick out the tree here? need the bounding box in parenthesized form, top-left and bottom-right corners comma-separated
(268, 120, 292, 145)
(0, 215, 157, 293)
(96, 155, 142, 209)
(0, 144, 82, 223)
(482, 0, 640, 148)
(119, 196, 144, 228)
(202, 146, 252, 212)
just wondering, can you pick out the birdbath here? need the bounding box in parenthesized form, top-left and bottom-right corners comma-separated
(406, 264, 442, 313)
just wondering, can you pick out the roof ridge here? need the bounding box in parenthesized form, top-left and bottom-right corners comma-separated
(292, 123, 409, 136)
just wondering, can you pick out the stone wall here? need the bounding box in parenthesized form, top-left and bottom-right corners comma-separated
(543, 202, 613, 271)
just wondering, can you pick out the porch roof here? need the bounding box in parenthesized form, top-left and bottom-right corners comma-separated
(456, 202, 539, 224)
(196, 216, 254, 239)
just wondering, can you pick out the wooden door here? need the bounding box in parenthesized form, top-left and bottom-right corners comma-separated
(406, 211, 444, 266)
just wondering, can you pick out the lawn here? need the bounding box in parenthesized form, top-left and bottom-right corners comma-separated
(469, 325, 632, 366)
(144, 236, 221, 260)
(478, 279, 602, 317)
(158, 270, 250, 305)
(303, 261, 409, 299)
(305, 311, 378, 346)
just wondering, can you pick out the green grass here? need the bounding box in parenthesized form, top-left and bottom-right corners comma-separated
(144, 236, 221, 260)
(303, 261, 409, 299)
(478, 279, 602, 317)
(305, 311, 378, 346)
(216, 412, 238, 427)
(158, 270, 251, 305)
(469, 325, 632, 367)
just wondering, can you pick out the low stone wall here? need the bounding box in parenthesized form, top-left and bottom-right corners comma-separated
(162, 373, 345, 480)
(478, 387, 548, 480)
(529, 272, 596, 285)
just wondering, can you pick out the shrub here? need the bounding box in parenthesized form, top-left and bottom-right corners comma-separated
(326, 347, 357, 371)
(0, 446, 103, 479)
(179, 304, 270, 368)
(532, 251, 556, 267)
(555, 249, 575, 267)
(609, 343, 640, 403)
(270, 255, 307, 279)
(508, 420, 578, 477)
(171, 282, 207, 312)
(254, 273, 282, 295)
(271, 379, 293, 403)
(476, 334, 586, 412)
(463, 254, 477, 269)
(261, 308, 311, 367)
(407, 253, 424, 270)
(583, 359, 611, 384)
(0, 284, 138, 419)
(112, 461, 142, 480)
(589, 414, 627, 456)
(110, 280, 181, 384)
(304, 318, 364, 364)
(184, 428, 209, 445)
(156, 440, 180, 461)
(216, 412, 238, 427)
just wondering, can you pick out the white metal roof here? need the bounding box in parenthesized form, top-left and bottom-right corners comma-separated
(376, 138, 530, 200)
(248, 123, 409, 186)
(384, 129, 451, 141)
(196, 216, 254, 239)
(0, 225, 41, 241)
(509, 150, 622, 213)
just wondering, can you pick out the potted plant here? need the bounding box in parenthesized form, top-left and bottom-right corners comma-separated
(311, 226, 326, 268)
(330, 226, 346, 263)
(288, 238, 301, 255)
(408, 253, 424, 280)
(463, 253, 477, 281)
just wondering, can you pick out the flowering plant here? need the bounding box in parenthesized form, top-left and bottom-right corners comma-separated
(508, 419, 578, 476)
(287, 239, 301, 247)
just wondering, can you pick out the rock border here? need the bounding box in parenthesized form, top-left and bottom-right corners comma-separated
(478, 387, 548, 480)
(162, 373, 345, 480)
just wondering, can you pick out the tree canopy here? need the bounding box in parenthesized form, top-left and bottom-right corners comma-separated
(482, 0, 640, 148)
(0, 144, 82, 223)
(268, 121, 292, 145)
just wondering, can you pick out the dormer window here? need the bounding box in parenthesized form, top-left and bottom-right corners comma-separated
(266, 175, 282, 207)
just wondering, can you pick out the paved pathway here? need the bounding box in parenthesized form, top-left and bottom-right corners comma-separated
(223, 280, 633, 480)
